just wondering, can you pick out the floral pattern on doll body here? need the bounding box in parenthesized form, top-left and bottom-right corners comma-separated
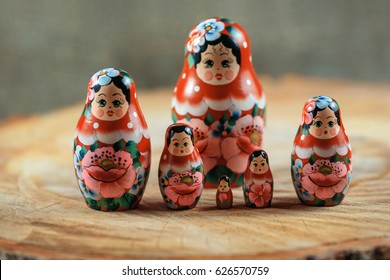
(291, 96, 352, 206)
(243, 150, 273, 208)
(158, 124, 204, 209)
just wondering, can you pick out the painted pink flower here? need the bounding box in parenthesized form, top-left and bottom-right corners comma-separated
(165, 171, 203, 207)
(301, 159, 348, 200)
(218, 193, 228, 202)
(221, 115, 264, 173)
(303, 100, 316, 124)
(248, 183, 272, 208)
(82, 147, 136, 199)
(187, 28, 206, 53)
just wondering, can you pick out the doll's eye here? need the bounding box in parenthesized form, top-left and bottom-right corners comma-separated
(112, 100, 122, 108)
(261, 163, 265, 166)
(183, 142, 189, 147)
(328, 121, 335, 127)
(222, 60, 231, 68)
(205, 59, 214, 68)
(174, 143, 180, 148)
(253, 163, 258, 167)
(314, 121, 323, 128)
(98, 99, 106, 107)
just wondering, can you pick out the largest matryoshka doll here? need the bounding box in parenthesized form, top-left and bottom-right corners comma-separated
(172, 17, 266, 188)
(73, 68, 151, 211)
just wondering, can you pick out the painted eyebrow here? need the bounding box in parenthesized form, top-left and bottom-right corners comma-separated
(97, 93, 107, 96)
(112, 93, 121, 96)
(204, 52, 214, 56)
(220, 52, 229, 56)
(172, 139, 179, 142)
(327, 116, 335, 119)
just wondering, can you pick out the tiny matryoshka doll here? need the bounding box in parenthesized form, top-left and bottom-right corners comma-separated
(172, 17, 266, 189)
(216, 175, 233, 209)
(243, 150, 273, 208)
(159, 123, 204, 210)
(73, 68, 151, 211)
(291, 96, 352, 206)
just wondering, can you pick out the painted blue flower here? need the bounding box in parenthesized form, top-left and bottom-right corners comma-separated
(160, 174, 169, 189)
(295, 182, 315, 201)
(211, 122, 233, 137)
(196, 18, 225, 42)
(312, 96, 337, 110)
(343, 171, 352, 195)
(131, 173, 143, 191)
(73, 145, 84, 179)
(97, 68, 120, 86)
(78, 179, 99, 199)
(292, 159, 303, 182)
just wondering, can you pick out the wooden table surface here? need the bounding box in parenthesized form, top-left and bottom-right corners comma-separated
(1, 75, 389, 260)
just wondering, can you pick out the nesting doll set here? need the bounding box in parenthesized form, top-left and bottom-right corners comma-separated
(73, 18, 352, 211)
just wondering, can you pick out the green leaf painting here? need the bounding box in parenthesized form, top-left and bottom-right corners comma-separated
(204, 112, 215, 126)
(113, 139, 125, 152)
(90, 141, 99, 152)
(172, 111, 178, 123)
(126, 141, 140, 158)
(100, 198, 120, 211)
(309, 154, 316, 165)
(118, 193, 137, 209)
(219, 113, 229, 124)
(86, 198, 100, 211)
(252, 103, 259, 117)
(187, 53, 196, 69)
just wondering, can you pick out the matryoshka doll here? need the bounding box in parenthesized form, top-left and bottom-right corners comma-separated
(291, 96, 352, 206)
(216, 175, 233, 209)
(172, 17, 266, 189)
(73, 68, 151, 211)
(158, 123, 204, 210)
(243, 150, 273, 208)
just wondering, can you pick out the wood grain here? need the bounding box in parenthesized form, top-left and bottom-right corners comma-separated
(1, 75, 389, 259)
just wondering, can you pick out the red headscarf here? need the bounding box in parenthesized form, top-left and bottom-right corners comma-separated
(75, 68, 149, 146)
(172, 17, 265, 119)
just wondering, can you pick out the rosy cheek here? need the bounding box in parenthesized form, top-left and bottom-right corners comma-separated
(173, 148, 180, 154)
(115, 108, 124, 117)
(204, 70, 213, 81)
(224, 70, 234, 80)
(184, 147, 191, 153)
(330, 128, 338, 136)
(96, 108, 105, 118)
(315, 128, 322, 137)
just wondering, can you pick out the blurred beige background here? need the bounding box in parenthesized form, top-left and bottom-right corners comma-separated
(1, 0, 389, 119)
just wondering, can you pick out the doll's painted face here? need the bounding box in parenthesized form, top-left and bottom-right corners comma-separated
(218, 180, 230, 193)
(196, 43, 240, 85)
(309, 107, 340, 139)
(249, 155, 269, 174)
(168, 131, 194, 156)
(91, 83, 129, 121)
